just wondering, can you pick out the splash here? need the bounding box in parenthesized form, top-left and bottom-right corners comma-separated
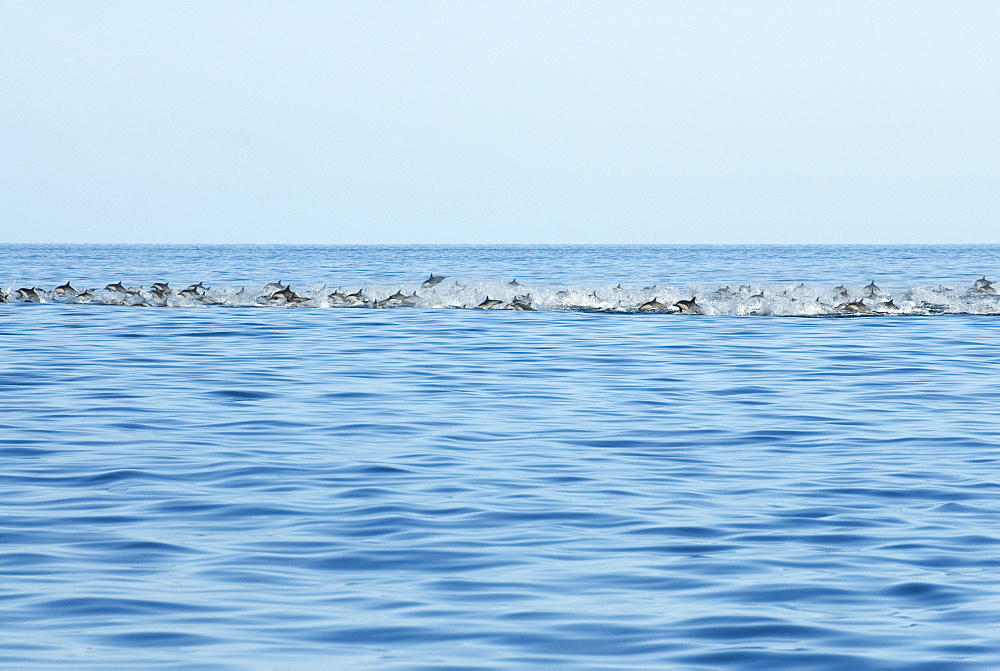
(2, 278, 999, 316)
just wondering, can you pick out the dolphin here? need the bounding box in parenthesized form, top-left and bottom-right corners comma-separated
(179, 288, 201, 298)
(106, 282, 127, 293)
(837, 300, 869, 313)
(864, 280, 880, 295)
(263, 281, 285, 292)
(185, 282, 208, 293)
(967, 285, 995, 295)
(76, 290, 95, 300)
(197, 294, 220, 305)
(0, 289, 7, 303)
(504, 294, 535, 310)
(268, 286, 299, 301)
(344, 290, 365, 303)
(372, 289, 411, 307)
(834, 285, 849, 299)
(151, 282, 171, 293)
(507, 279, 522, 287)
(328, 289, 347, 301)
(504, 302, 535, 311)
(54, 282, 77, 296)
(714, 285, 733, 297)
(149, 287, 170, 299)
(672, 297, 703, 314)
(878, 299, 900, 311)
(421, 274, 446, 288)
(968, 277, 995, 294)
(476, 297, 502, 309)
(16, 287, 41, 302)
(638, 297, 666, 311)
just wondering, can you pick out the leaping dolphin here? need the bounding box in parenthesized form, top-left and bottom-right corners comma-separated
(476, 297, 502, 309)
(969, 277, 995, 294)
(54, 282, 77, 296)
(638, 297, 665, 311)
(672, 297, 703, 314)
(16, 287, 41, 301)
(268, 286, 299, 301)
(106, 282, 127, 293)
(504, 294, 535, 310)
(421, 274, 446, 288)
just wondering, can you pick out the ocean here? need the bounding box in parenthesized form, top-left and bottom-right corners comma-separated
(2, 244, 999, 669)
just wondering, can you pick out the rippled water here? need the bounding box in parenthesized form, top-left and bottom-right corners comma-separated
(2, 246, 999, 668)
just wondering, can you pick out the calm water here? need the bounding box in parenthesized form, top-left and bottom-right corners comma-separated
(2, 245, 999, 669)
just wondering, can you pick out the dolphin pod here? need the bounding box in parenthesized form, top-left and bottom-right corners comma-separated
(1, 276, 998, 315)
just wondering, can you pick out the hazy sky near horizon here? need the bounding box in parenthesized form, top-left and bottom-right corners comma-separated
(2, 1, 998, 244)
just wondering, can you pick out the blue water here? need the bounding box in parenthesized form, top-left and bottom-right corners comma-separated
(2, 245, 999, 668)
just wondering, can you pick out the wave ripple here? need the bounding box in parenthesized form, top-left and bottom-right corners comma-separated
(2, 246, 999, 668)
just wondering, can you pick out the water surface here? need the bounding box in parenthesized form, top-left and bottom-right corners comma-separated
(2, 246, 999, 668)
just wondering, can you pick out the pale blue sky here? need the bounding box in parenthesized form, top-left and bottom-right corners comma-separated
(2, 1, 998, 244)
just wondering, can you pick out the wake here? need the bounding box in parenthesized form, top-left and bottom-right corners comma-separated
(3, 276, 999, 316)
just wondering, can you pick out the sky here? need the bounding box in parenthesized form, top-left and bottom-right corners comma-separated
(2, 1, 998, 244)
